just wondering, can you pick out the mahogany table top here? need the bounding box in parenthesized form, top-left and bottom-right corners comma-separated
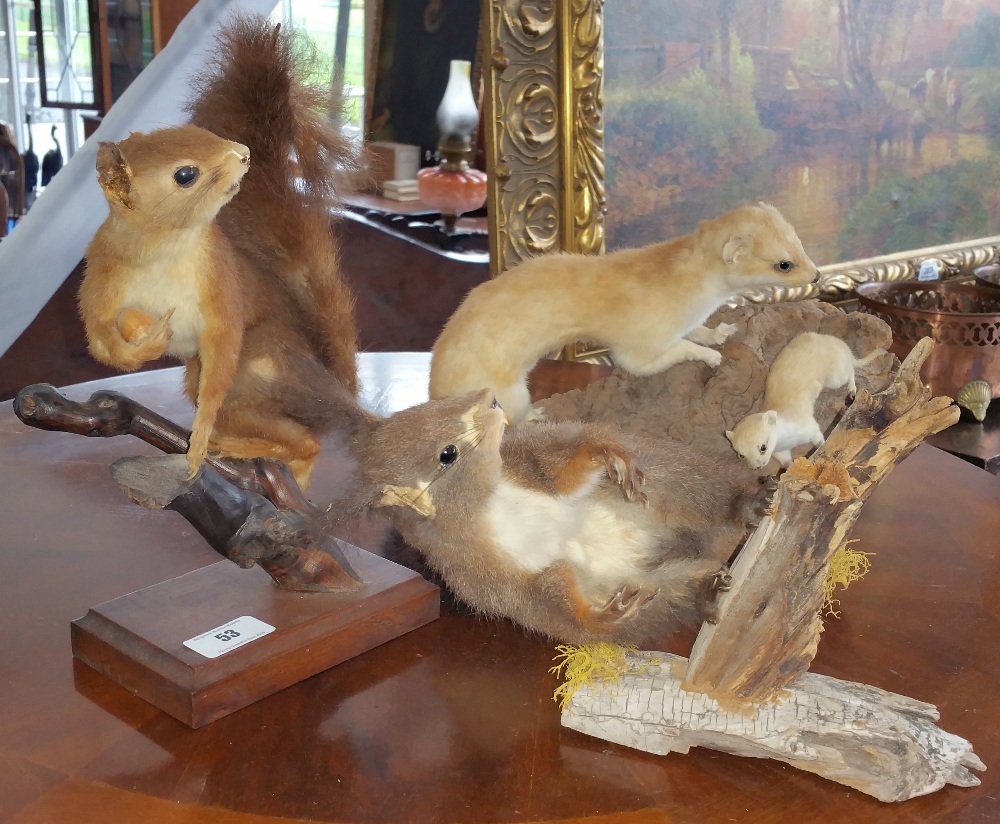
(1, 354, 999, 824)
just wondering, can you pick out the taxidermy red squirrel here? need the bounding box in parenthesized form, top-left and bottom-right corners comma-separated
(430, 203, 819, 422)
(329, 390, 770, 645)
(78, 15, 359, 487)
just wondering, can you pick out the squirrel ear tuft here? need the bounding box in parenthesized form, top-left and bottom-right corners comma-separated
(96, 142, 135, 210)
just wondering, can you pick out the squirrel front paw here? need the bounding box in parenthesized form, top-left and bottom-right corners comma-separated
(696, 566, 733, 625)
(117, 307, 174, 366)
(598, 445, 648, 506)
(735, 475, 778, 525)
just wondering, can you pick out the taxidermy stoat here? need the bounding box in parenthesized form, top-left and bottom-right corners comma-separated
(429, 203, 819, 422)
(329, 390, 770, 645)
(78, 14, 360, 487)
(726, 332, 885, 469)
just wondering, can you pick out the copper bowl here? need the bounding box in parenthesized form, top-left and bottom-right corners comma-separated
(974, 264, 1000, 291)
(856, 280, 1000, 399)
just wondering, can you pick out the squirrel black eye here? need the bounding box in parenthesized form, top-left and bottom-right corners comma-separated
(439, 444, 458, 466)
(774, 260, 794, 273)
(174, 166, 199, 187)
(759, 444, 768, 454)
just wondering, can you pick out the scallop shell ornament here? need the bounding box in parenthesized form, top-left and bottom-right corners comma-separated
(956, 380, 992, 422)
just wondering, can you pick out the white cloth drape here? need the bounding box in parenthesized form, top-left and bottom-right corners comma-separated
(0, 0, 279, 359)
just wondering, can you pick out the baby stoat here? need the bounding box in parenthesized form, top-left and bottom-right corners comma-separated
(429, 203, 819, 422)
(78, 16, 360, 487)
(330, 390, 770, 645)
(726, 332, 887, 469)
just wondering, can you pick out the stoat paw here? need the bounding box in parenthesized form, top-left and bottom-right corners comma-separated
(710, 322, 738, 345)
(600, 446, 648, 506)
(524, 405, 548, 423)
(700, 348, 723, 368)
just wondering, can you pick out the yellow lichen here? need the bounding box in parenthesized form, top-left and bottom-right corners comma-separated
(823, 540, 873, 618)
(550, 642, 658, 711)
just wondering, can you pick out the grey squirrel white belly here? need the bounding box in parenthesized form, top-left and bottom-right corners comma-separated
(330, 390, 771, 645)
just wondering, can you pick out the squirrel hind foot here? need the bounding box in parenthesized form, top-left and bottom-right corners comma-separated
(594, 584, 657, 625)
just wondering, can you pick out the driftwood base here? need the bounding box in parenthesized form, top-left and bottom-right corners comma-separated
(562, 651, 984, 803)
(72, 555, 439, 728)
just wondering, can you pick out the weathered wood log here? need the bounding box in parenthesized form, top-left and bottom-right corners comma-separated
(13, 383, 316, 515)
(683, 338, 959, 703)
(562, 651, 984, 803)
(111, 454, 364, 592)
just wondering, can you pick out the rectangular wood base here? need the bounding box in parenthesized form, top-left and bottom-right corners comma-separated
(71, 545, 439, 727)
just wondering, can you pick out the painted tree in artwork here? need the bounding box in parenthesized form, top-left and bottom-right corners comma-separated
(835, 0, 926, 106)
(720, 0, 735, 95)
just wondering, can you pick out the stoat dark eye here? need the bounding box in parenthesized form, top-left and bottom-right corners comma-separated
(491, 397, 500, 410)
(439, 444, 458, 466)
(774, 260, 794, 273)
(759, 444, 768, 454)
(174, 166, 199, 187)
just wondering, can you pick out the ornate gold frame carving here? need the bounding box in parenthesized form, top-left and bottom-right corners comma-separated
(736, 235, 1000, 307)
(482, 0, 605, 279)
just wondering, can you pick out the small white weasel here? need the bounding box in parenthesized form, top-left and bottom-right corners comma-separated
(726, 332, 884, 469)
(429, 203, 819, 422)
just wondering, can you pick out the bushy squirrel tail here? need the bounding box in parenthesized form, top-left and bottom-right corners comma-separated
(186, 13, 362, 394)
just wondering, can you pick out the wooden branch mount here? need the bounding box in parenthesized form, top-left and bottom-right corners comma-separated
(561, 339, 983, 802)
(14, 383, 360, 592)
(14, 382, 442, 727)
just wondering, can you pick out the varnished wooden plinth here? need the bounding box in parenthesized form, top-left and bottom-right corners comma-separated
(71, 551, 439, 728)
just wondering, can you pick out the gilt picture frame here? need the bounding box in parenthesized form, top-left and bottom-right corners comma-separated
(481, 0, 606, 279)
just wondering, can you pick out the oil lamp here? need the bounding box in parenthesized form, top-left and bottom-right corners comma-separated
(417, 59, 488, 235)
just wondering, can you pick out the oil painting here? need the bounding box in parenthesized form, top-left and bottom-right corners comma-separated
(604, 0, 1000, 265)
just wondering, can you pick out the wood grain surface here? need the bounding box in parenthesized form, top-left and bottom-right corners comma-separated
(1, 354, 998, 823)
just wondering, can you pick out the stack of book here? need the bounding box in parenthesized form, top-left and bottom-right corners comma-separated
(381, 179, 420, 202)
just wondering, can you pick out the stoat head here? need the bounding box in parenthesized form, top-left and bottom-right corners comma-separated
(711, 203, 819, 291)
(725, 410, 778, 469)
(96, 125, 250, 229)
(360, 389, 506, 521)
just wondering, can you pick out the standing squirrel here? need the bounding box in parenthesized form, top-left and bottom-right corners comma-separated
(429, 203, 819, 422)
(78, 15, 359, 487)
(329, 390, 771, 645)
